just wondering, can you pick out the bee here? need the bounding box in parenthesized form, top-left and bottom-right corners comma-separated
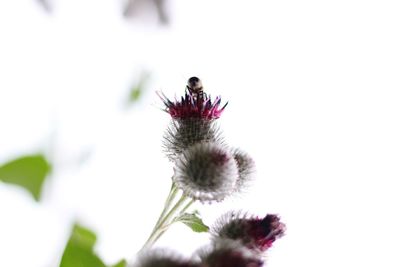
(187, 76, 206, 100)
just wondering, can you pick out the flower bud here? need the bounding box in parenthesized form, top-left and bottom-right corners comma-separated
(174, 142, 239, 202)
(134, 250, 200, 267)
(198, 240, 264, 267)
(211, 212, 286, 253)
(231, 148, 256, 194)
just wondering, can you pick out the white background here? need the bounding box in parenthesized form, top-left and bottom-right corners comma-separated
(0, 0, 399, 266)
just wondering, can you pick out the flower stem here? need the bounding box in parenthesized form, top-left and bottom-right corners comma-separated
(179, 199, 195, 215)
(139, 183, 198, 252)
(149, 194, 189, 245)
(139, 182, 178, 252)
(155, 182, 178, 228)
(156, 199, 196, 232)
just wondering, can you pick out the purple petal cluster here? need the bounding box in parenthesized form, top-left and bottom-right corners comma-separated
(158, 91, 227, 120)
(211, 212, 286, 253)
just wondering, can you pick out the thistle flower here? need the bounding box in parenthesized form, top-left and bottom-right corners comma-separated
(211, 212, 286, 253)
(198, 240, 264, 267)
(134, 250, 200, 267)
(159, 77, 227, 161)
(173, 142, 239, 202)
(231, 148, 256, 194)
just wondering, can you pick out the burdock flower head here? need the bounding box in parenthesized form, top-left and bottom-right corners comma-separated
(159, 77, 228, 161)
(211, 212, 286, 253)
(197, 240, 264, 267)
(173, 141, 239, 202)
(134, 250, 200, 267)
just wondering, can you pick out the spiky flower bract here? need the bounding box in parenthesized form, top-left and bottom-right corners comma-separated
(159, 77, 227, 161)
(231, 148, 256, 194)
(198, 240, 264, 267)
(163, 119, 224, 161)
(134, 249, 200, 267)
(173, 142, 239, 202)
(211, 212, 286, 253)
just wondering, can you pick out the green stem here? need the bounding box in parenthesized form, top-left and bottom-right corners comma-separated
(156, 199, 196, 232)
(179, 199, 195, 215)
(139, 183, 197, 253)
(155, 183, 178, 228)
(149, 194, 189, 245)
(139, 182, 178, 252)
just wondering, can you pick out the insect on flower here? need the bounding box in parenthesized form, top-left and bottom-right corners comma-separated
(186, 76, 205, 101)
(158, 77, 227, 120)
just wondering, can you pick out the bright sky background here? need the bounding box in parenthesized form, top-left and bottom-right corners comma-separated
(1, 0, 400, 267)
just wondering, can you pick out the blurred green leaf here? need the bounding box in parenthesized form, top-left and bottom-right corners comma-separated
(60, 224, 105, 267)
(0, 154, 51, 201)
(111, 259, 127, 267)
(129, 87, 142, 102)
(60, 224, 126, 267)
(128, 72, 150, 104)
(175, 212, 209, 233)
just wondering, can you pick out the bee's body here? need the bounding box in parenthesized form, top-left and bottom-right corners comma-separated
(187, 76, 206, 100)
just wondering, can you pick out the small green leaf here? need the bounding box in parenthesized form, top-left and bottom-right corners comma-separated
(128, 71, 150, 104)
(176, 212, 209, 233)
(60, 224, 106, 267)
(0, 154, 51, 201)
(111, 259, 127, 267)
